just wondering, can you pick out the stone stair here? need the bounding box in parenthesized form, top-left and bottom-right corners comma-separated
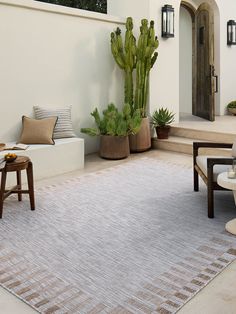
(152, 126, 236, 156)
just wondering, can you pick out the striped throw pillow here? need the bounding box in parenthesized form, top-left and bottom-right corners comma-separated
(34, 105, 76, 139)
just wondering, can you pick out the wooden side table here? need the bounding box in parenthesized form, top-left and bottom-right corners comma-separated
(217, 172, 236, 235)
(0, 156, 35, 218)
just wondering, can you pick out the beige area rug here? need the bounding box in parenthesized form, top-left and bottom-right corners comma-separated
(0, 157, 236, 314)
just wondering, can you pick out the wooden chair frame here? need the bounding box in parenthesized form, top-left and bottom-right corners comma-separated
(193, 142, 233, 218)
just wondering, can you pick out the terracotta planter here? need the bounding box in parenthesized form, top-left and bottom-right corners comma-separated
(99, 135, 130, 160)
(129, 117, 151, 153)
(155, 126, 170, 139)
(228, 108, 236, 116)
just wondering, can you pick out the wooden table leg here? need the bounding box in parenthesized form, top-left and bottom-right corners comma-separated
(0, 170, 7, 219)
(16, 170, 22, 201)
(26, 162, 35, 211)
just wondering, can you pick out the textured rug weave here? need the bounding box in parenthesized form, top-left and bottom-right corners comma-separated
(0, 157, 236, 314)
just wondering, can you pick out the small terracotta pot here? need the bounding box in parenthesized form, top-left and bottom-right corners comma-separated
(129, 117, 151, 152)
(99, 135, 130, 160)
(155, 126, 171, 139)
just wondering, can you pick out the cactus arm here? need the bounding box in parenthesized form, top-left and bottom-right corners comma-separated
(124, 70, 133, 106)
(110, 17, 136, 107)
(143, 72, 150, 117)
(111, 30, 125, 69)
(151, 52, 158, 68)
(135, 60, 143, 112)
(134, 19, 159, 117)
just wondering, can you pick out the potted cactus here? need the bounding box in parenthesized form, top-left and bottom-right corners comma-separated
(81, 103, 141, 160)
(151, 107, 175, 139)
(111, 17, 159, 152)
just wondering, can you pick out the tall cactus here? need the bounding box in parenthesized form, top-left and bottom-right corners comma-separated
(135, 19, 159, 117)
(111, 17, 136, 107)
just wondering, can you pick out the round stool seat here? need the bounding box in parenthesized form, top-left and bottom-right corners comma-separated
(2, 156, 30, 172)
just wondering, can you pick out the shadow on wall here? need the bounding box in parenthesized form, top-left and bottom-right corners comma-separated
(75, 25, 123, 153)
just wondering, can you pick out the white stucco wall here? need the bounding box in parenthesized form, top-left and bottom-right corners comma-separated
(148, 0, 180, 122)
(107, 0, 149, 22)
(0, 0, 125, 154)
(216, 0, 236, 114)
(179, 6, 193, 114)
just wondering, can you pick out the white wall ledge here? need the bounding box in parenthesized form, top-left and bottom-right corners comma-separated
(0, 0, 125, 25)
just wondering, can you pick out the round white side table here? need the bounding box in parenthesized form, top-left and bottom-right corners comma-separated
(217, 172, 236, 235)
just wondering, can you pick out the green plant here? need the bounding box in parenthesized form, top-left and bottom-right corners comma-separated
(35, 0, 107, 13)
(151, 107, 175, 127)
(135, 19, 159, 117)
(111, 18, 136, 107)
(111, 17, 159, 117)
(227, 101, 236, 109)
(81, 103, 142, 137)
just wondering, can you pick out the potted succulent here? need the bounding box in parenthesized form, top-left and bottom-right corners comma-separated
(111, 17, 159, 152)
(151, 107, 175, 139)
(81, 103, 141, 160)
(227, 101, 236, 115)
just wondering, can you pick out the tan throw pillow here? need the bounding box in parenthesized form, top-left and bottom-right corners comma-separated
(19, 116, 58, 145)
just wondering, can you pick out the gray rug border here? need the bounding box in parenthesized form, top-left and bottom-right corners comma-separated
(0, 282, 41, 313)
(0, 237, 235, 313)
(175, 256, 235, 313)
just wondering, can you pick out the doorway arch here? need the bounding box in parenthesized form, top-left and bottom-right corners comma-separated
(179, 2, 196, 116)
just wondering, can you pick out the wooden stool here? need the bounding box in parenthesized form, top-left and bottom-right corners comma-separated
(0, 156, 35, 218)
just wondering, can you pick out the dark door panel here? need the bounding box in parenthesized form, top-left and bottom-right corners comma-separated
(196, 3, 215, 121)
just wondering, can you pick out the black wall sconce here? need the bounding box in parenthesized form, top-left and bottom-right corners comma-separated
(162, 5, 175, 38)
(227, 20, 236, 45)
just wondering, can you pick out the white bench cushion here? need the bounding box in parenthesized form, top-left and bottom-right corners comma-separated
(196, 155, 230, 182)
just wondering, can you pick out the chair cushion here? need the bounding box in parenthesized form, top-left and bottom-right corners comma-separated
(196, 155, 230, 182)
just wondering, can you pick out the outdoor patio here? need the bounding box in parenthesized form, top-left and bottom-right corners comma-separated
(1, 0, 236, 313)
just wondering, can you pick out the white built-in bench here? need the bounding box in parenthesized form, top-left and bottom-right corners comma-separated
(0, 138, 84, 185)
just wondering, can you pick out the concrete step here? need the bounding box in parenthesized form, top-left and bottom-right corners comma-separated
(170, 126, 236, 143)
(152, 136, 233, 156)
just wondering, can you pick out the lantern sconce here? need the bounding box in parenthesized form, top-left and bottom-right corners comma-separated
(227, 20, 236, 45)
(162, 4, 175, 38)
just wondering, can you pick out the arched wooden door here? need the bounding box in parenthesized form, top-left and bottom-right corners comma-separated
(195, 3, 217, 121)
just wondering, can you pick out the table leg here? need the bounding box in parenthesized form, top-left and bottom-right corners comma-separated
(0, 170, 7, 219)
(16, 170, 22, 201)
(26, 162, 35, 211)
(225, 190, 236, 235)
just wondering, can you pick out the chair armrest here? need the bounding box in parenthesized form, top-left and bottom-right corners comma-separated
(193, 142, 233, 151)
(207, 157, 233, 168)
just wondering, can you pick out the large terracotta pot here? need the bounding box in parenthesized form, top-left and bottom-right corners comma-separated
(228, 108, 236, 116)
(155, 126, 170, 139)
(129, 117, 151, 152)
(99, 135, 130, 160)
